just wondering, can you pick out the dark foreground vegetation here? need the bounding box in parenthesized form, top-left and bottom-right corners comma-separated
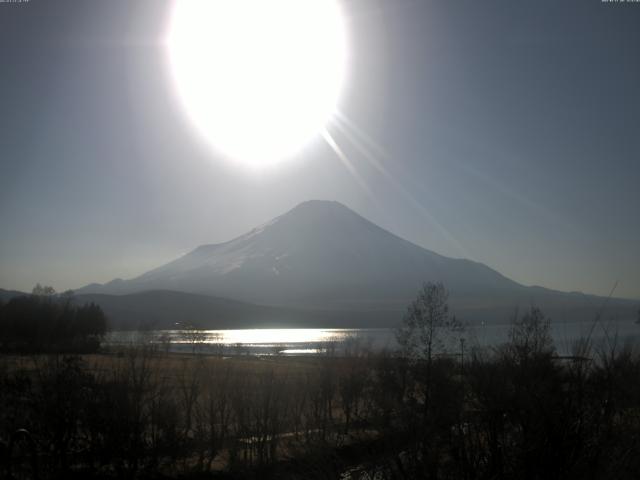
(1, 283, 639, 479)
(0, 286, 107, 354)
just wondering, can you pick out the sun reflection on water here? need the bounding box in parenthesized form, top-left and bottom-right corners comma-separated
(105, 328, 393, 356)
(202, 328, 353, 345)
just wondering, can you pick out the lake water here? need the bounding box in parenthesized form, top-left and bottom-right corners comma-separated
(105, 318, 640, 357)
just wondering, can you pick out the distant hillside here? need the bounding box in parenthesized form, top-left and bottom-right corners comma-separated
(76, 290, 401, 330)
(0, 288, 27, 302)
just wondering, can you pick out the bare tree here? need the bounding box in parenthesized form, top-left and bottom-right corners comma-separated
(506, 306, 555, 362)
(183, 323, 207, 355)
(396, 282, 463, 363)
(31, 283, 56, 296)
(158, 333, 172, 355)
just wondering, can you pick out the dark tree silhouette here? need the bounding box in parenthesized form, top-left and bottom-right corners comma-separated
(0, 286, 107, 353)
(396, 281, 463, 362)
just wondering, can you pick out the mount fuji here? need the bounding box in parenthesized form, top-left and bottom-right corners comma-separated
(76, 200, 637, 327)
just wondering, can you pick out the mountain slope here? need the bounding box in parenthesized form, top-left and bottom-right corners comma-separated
(77, 200, 637, 324)
(79, 201, 521, 306)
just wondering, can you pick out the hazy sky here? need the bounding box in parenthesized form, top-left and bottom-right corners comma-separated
(1, 0, 639, 299)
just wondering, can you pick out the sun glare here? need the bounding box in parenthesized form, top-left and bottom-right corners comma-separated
(167, 0, 348, 166)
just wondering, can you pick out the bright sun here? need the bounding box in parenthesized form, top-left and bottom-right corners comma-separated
(167, 0, 348, 166)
